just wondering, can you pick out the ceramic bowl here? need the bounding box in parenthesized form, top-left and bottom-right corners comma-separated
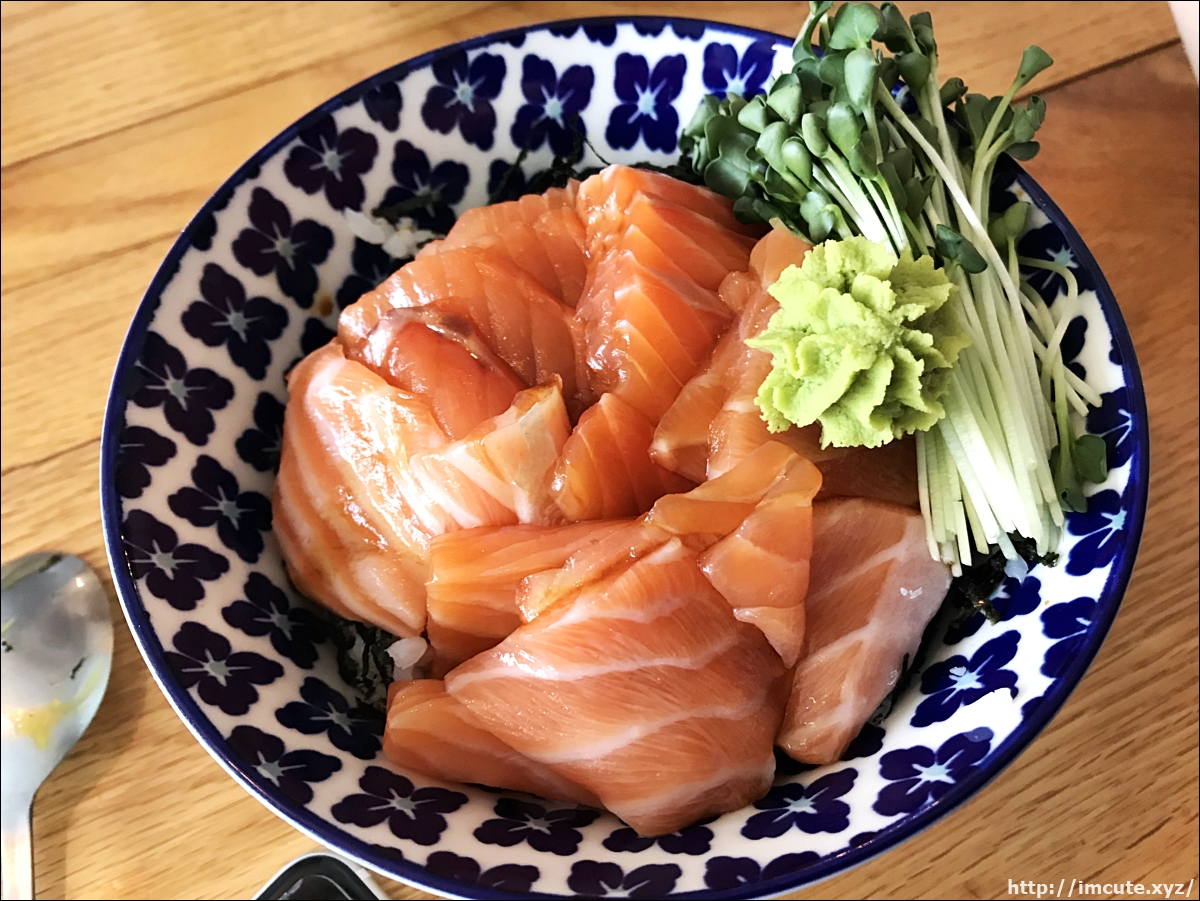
(100, 17, 1148, 899)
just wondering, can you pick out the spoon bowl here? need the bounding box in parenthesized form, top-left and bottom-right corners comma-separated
(1, 553, 112, 900)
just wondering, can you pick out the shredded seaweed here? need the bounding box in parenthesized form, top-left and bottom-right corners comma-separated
(324, 616, 399, 712)
(941, 532, 1058, 631)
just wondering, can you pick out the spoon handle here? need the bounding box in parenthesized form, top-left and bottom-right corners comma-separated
(1, 804, 33, 900)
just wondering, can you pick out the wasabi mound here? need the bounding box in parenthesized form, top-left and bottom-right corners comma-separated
(748, 237, 970, 448)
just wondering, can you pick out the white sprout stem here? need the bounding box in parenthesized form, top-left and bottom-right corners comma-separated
(811, 165, 878, 240)
(915, 431, 941, 560)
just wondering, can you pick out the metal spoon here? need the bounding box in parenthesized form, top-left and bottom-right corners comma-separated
(1, 554, 112, 900)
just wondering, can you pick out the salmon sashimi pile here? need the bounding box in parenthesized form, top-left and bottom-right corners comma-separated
(273, 165, 952, 836)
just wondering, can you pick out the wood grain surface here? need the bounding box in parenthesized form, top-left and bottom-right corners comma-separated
(1, 3, 1196, 899)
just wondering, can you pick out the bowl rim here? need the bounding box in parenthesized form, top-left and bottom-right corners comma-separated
(99, 15, 1150, 900)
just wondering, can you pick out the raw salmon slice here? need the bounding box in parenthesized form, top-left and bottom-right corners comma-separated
(777, 498, 951, 764)
(273, 343, 450, 637)
(438, 185, 588, 307)
(425, 519, 633, 674)
(384, 680, 601, 806)
(338, 243, 590, 409)
(350, 307, 524, 440)
(651, 228, 920, 507)
(551, 393, 695, 522)
(575, 165, 760, 259)
(572, 166, 758, 420)
(578, 254, 733, 420)
(409, 381, 571, 531)
(445, 538, 788, 836)
(645, 441, 822, 666)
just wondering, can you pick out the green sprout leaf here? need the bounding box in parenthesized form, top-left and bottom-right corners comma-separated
(818, 50, 849, 88)
(909, 11, 936, 54)
(801, 112, 830, 156)
(960, 93, 991, 148)
(1074, 434, 1109, 485)
(939, 77, 967, 107)
(828, 2, 882, 50)
(704, 156, 753, 197)
(737, 94, 776, 133)
(825, 102, 862, 154)
(755, 121, 790, 169)
(876, 56, 900, 91)
(935, 224, 988, 273)
(1006, 141, 1040, 160)
(800, 190, 837, 242)
(879, 159, 907, 209)
(1010, 95, 1046, 143)
(767, 74, 805, 124)
(844, 46, 879, 111)
(875, 3, 913, 52)
(794, 0, 834, 61)
(781, 137, 815, 185)
(1016, 45, 1054, 89)
(886, 145, 914, 183)
(848, 138, 879, 178)
(895, 50, 931, 91)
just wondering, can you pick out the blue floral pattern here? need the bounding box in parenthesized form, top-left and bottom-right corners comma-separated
(299, 317, 337, 356)
(841, 722, 886, 760)
(123, 509, 229, 610)
(235, 392, 285, 473)
(702, 39, 775, 96)
(704, 852, 820, 891)
(743, 769, 856, 838)
(424, 851, 539, 894)
(183, 263, 288, 380)
(474, 799, 599, 856)
(912, 632, 1020, 727)
(1065, 488, 1128, 576)
(168, 455, 272, 564)
(603, 820, 713, 856)
(275, 676, 383, 759)
(512, 55, 594, 156)
(874, 728, 993, 816)
(606, 52, 687, 152)
(284, 115, 378, 211)
(380, 140, 469, 234)
(1040, 597, 1096, 678)
(227, 724, 341, 805)
(163, 621, 283, 715)
(336, 239, 407, 310)
(567, 861, 682, 898)
(116, 425, 176, 500)
(232, 187, 334, 308)
(222, 573, 326, 669)
(331, 766, 466, 845)
(363, 81, 403, 131)
(131, 332, 234, 445)
(945, 576, 1042, 644)
(547, 22, 617, 46)
(421, 49, 506, 150)
(1087, 387, 1135, 469)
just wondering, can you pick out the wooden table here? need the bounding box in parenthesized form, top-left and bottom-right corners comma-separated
(2, 2, 1197, 898)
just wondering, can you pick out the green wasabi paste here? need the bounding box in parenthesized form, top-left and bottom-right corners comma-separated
(747, 236, 971, 448)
